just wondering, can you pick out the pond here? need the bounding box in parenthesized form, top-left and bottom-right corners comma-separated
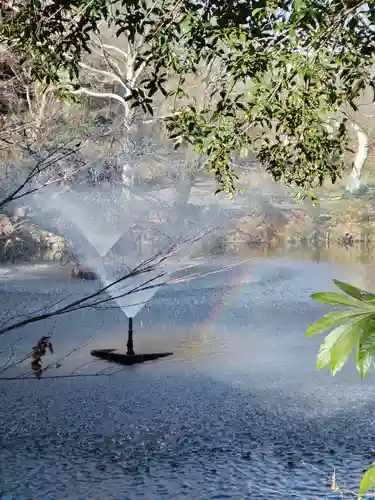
(1, 251, 375, 499)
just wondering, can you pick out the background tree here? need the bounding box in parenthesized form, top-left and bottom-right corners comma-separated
(1, 0, 374, 196)
(342, 100, 375, 194)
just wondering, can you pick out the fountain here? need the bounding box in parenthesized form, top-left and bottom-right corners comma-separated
(28, 172, 242, 365)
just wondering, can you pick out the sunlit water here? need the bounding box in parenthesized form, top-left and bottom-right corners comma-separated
(1, 253, 375, 499)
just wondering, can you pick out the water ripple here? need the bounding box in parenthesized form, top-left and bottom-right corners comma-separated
(1, 259, 375, 499)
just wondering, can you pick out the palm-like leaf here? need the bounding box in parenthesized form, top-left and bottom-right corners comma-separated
(307, 280, 375, 379)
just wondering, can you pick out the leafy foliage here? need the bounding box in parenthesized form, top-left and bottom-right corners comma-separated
(308, 276, 375, 491)
(307, 279, 375, 379)
(360, 462, 375, 498)
(1, 0, 375, 194)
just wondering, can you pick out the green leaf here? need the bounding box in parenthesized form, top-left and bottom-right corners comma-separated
(240, 146, 248, 157)
(333, 280, 366, 298)
(359, 463, 375, 495)
(311, 292, 365, 308)
(329, 320, 365, 375)
(317, 325, 346, 370)
(317, 317, 369, 375)
(306, 310, 370, 337)
(333, 280, 375, 303)
(356, 321, 375, 379)
(356, 344, 373, 380)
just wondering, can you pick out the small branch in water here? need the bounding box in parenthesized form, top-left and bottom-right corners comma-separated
(30, 336, 54, 379)
(0, 351, 32, 376)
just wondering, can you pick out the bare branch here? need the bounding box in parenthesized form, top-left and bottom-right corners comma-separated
(0, 245, 171, 336)
(0, 139, 84, 210)
(99, 43, 130, 61)
(69, 87, 129, 118)
(78, 61, 129, 91)
(0, 219, 232, 337)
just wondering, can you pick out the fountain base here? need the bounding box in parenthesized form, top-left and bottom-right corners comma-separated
(91, 349, 173, 365)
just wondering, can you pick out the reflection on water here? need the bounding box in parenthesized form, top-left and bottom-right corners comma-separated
(234, 242, 375, 293)
(234, 241, 375, 266)
(281, 243, 375, 266)
(278, 244, 375, 293)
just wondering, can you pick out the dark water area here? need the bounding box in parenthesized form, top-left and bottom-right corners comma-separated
(1, 253, 375, 499)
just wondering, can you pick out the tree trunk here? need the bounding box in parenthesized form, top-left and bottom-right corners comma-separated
(167, 172, 191, 237)
(174, 168, 194, 211)
(346, 122, 369, 194)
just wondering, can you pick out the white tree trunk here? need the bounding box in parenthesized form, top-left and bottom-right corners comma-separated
(346, 122, 369, 194)
(171, 159, 204, 229)
(73, 39, 146, 130)
(174, 168, 194, 213)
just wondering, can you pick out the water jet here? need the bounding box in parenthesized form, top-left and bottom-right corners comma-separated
(27, 173, 243, 364)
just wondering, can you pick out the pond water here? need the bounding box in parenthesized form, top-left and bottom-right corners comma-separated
(1, 250, 375, 499)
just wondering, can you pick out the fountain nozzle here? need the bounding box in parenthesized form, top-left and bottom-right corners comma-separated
(127, 317, 135, 355)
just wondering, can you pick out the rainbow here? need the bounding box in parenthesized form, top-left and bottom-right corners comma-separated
(167, 258, 257, 356)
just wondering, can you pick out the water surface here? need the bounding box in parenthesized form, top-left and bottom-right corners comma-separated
(1, 254, 375, 499)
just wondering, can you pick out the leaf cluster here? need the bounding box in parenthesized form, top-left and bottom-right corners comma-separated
(307, 279, 375, 379)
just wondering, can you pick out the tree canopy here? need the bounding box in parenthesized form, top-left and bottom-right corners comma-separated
(1, 0, 374, 195)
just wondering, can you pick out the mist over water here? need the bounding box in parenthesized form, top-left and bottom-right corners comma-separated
(28, 176, 245, 318)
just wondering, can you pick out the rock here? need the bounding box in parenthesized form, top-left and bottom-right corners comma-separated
(0, 218, 40, 262)
(41, 231, 65, 250)
(70, 267, 98, 280)
(0, 220, 67, 262)
(1, 233, 40, 262)
(11, 206, 27, 222)
(338, 232, 354, 247)
(227, 212, 286, 248)
(0, 214, 14, 236)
